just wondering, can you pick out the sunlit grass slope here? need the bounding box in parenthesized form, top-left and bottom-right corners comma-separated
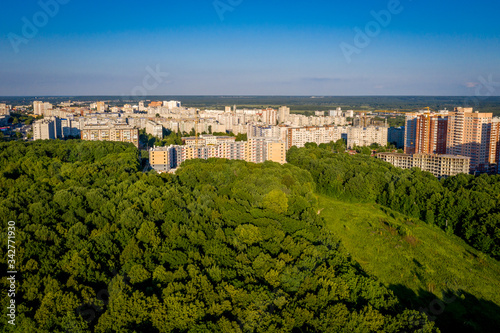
(318, 194, 500, 332)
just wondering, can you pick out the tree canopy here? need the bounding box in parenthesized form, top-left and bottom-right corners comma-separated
(0, 140, 435, 332)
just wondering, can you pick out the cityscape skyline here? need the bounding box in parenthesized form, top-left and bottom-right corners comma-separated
(1, 0, 499, 96)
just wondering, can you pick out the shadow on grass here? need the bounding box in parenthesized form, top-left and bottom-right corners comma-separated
(389, 284, 500, 332)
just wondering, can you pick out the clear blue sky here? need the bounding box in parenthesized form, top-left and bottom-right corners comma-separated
(1, 0, 499, 96)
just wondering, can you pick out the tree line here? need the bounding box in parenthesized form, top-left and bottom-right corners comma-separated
(287, 144, 500, 260)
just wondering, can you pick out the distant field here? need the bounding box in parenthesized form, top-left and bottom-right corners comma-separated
(2, 96, 500, 116)
(318, 194, 500, 332)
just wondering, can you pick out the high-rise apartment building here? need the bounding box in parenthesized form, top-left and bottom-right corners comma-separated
(404, 108, 498, 174)
(489, 118, 500, 173)
(146, 120, 163, 139)
(138, 101, 146, 111)
(33, 101, 53, 116)
(278, 106, 290, 123)
(446, 107, 493, 173)
(33, 117, 62, 140)
(261, 108, 277, 125)
(404, 111, 448, 155)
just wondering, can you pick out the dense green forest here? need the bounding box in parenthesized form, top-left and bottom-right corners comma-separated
(287, 144, 500, 260)
(0, 141, 436, 332)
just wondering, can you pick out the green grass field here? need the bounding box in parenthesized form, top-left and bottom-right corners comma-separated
(318, 194, 500, 332)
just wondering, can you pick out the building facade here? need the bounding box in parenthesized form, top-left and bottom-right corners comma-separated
(146, 120, 163, 138)
(149, 138, 286, 172)
(404, 111, 448, 155)
(33, 101, 53, 116)
(81, 124, 139, 147)
(388, 126, 405, 149)
(33, 117, 62, 140)
(286, 125, 343, 149)
(377, 152, 470, 178)
(446, 108, 493, 173)
(347, 126, 388, 148)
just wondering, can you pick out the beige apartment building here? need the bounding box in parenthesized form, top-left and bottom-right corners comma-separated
(149, 137, 286, 172)
(81, 124, 139, 147)
(0, 104, 10, 115)
(377, 152, 470, 178)
(447, 107, 493, 173)
(266, 141, 286, 164)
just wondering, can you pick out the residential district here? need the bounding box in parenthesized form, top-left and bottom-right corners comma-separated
(1, 101, 499, 178)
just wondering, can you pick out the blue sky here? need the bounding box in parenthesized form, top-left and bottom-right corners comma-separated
(1, 0, 499, 96)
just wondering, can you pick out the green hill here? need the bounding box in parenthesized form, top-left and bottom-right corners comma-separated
(318, 194, 500, 332)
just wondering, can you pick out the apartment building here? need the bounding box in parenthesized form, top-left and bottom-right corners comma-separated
(490, 118, 500, 173)
(163, 100, 181, 109)
(0, 104, 10, 115)
(261, 108, 277, 125)
(405, 111, 448, 154)
(149, 137, 286, 172)
(81, 124, 139, 147)
(388, 126, 405, 149)
(278, 106, 290, 123)
(377, 152, 470, 178)
(33, 117, 62, 140)
(33, 101, 53, 116)
(183, 135, 236, 146)
(266, 140, 287, 164)
(146, 120, 163, 138)
(347, 126, 388, 148)
(60, 118, 81, 138)
(286, 125, 343, 149)
(446, 107, 493, 173)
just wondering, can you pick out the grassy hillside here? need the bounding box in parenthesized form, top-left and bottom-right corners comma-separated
(318, 194, 500, 332)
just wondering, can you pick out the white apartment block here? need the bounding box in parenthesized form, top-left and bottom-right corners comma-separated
(278, 106, 290, 123)
(261, 108, 277, 125)
(33, 101, 53, 116)
(61, 118, 81, 138)
(163, 100, 181, 109)
(247, 125, 287, 141)
(146, 120, 163, 138)
(33, 117, 61, 140)
(286, 125, 344, 149)
(347, 126, 388, 148)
